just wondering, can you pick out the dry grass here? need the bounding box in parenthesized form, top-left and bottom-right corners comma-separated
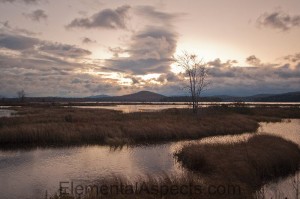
(175, 134, 300, 194)
(0, 106, 299, 148)
(48, 134, 300, 199)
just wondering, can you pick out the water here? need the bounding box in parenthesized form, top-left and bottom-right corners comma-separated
(0, 109, 16, 118)
(0, 144, 186, 199)
(70, 104, 190, 113)
(0, 120, 299, 199)
(68, 102, 300, 113)
(258, 120, 300, 199)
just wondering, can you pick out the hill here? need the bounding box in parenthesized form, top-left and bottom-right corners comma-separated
(215, 92, 300, 102)
(91, 91, 166, 102)
(1, 91, 300, 103)
(254, 92, 300, 102)
(116, 91, 165, 102)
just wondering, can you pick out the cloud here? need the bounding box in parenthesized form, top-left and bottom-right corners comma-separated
(0, 32, 91, 59)
(81, 37, 96, 44)
(208, 58, 237, 68)
(0, 31, 126, 97)
(23, 9, 47, 22)
(108, 47, 126, 58)
(0, 33, 39, 50)
(102, 7, 180, 75)
(0, 21, 39, 36)
(130, 26, 177, 60)
(105, 26, 178, 75)
(257, 10, 300, 31)
(66, 5, 131, 29)
(204, 56, 300, 95)
(283, 53, 300, 63)
(38, 42, 92, 58)
(246, 55, 261, 66)
(157, 72, 181, 83)
(0, 0, 40, 4)
(135, 6, 183, 25)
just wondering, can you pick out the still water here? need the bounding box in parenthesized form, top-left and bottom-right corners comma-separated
(0, 120, 299, 199)
(69, 102, 300, 113)
(0, 109, 16, 118)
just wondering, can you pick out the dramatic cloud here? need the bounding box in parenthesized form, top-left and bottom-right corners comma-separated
(257, 10, 300, 31)
(97, 6, 180, 75)
(246, 55, 261, 66)
(66, 5, 131, 29)
(204, 57, 300, 95)
(0, 32, 91, 58)
(129, 26, 177, 60)
(1, 2, 299, 97)
(105, 26, 178, 74)
(23, 9, 47, 22)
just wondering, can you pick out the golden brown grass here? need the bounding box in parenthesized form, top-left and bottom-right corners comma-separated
(175, 134, 300, 194)
(48, 134, 300, 199)
(0, 106, 299, 148)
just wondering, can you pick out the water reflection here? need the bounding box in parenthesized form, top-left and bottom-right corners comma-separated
(0, 144, 186, 199)
(70, 104, 190, 113)
(0, 120, 299, 199)
(69, 102, 300, 113)
(0, 109, 16, 117)
(257, 119, 300, 199)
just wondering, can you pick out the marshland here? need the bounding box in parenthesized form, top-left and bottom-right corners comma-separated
(0, 104, 300, 199)
(1, 104, 300, 147)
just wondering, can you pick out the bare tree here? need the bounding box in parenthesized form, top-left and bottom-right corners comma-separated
(17, 89, 26, 102)
(176, 52, 209, 114)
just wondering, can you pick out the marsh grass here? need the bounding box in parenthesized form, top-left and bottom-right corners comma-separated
(48, 134, 300, 199)
(175, 134, 300, 194)
(0, 106, 299, 148)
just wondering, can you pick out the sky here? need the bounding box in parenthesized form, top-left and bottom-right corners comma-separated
(0, 0, 300, 97)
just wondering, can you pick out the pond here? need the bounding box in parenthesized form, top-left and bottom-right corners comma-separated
(0, 120, 299, 199)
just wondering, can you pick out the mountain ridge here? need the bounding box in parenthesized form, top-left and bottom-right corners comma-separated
(2, 91, 300, 102)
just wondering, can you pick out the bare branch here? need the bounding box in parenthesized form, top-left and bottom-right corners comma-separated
(175, 52, 209, 114)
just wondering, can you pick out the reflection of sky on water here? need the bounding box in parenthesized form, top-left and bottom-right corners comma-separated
(0, 109, 16, 117)
(0, 143, 186, 199)
(0, 119, 299, 199)
(257, 119, 300, 199)
(70, 102, 300, 113)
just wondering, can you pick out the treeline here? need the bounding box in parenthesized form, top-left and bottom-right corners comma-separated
(160, 96, 222, 102)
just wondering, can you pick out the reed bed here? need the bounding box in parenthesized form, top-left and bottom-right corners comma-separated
(0, 106, 299, 148)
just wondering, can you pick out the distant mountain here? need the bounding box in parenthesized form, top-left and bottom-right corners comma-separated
(216, 92, 300, 102)
(2, 91, 299, 103)
(86, 94, 110, 99)
(113, 91, 165, 102)
(89, 91, 166, 102)
(215, 94, 274, 102)
(254, 92, 300, 102)
(160, 96, 222, 102)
